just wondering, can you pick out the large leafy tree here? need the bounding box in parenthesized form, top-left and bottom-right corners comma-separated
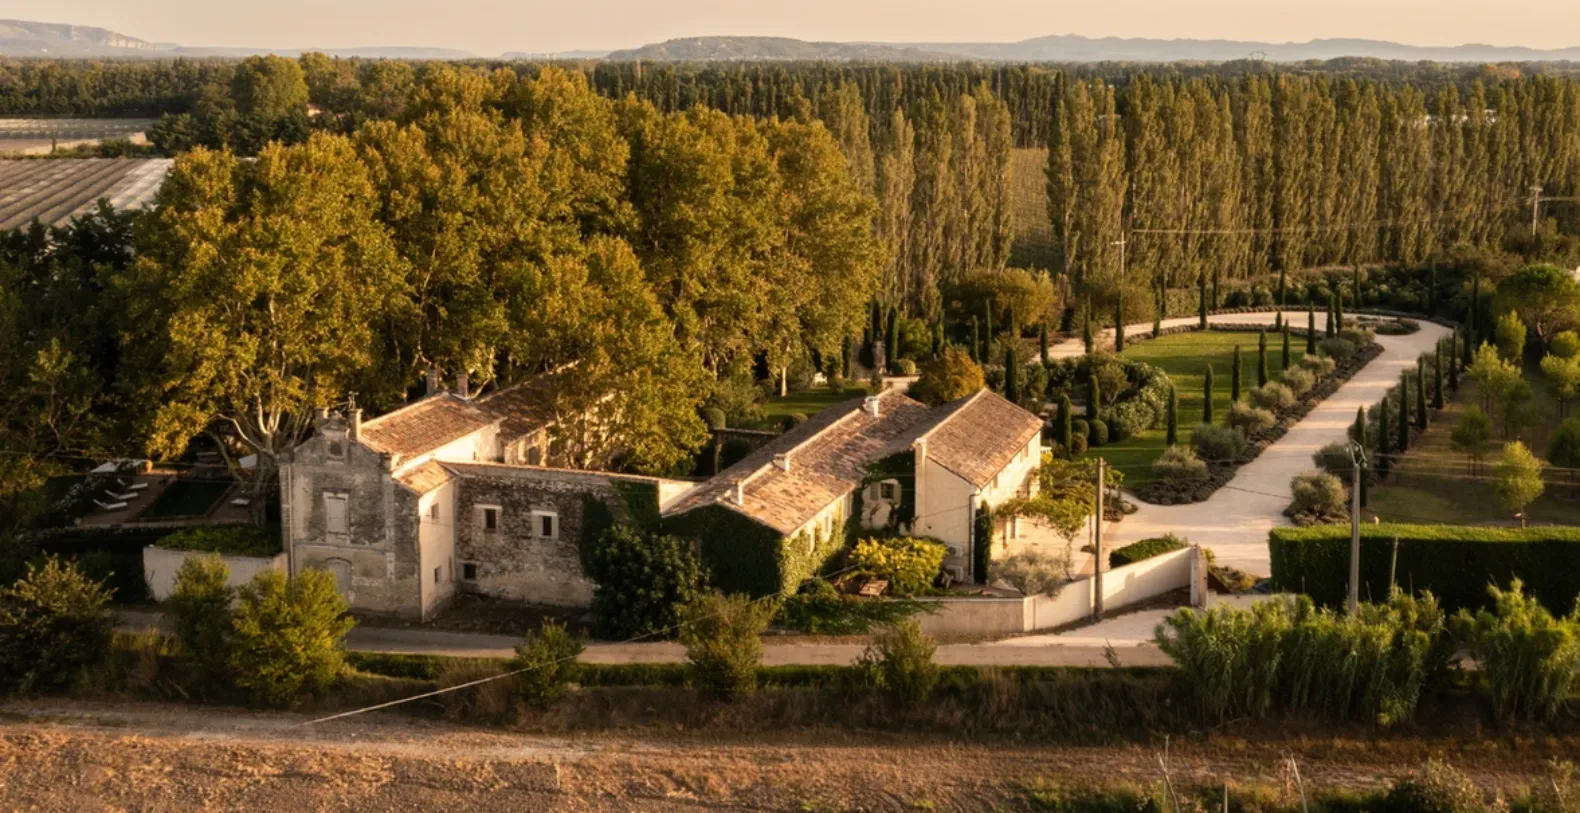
(122, 135, 406, 507)
(1495, 264, 1580, 347)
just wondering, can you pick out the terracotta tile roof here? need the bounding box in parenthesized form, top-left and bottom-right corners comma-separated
(915, 390, 1044, 488)
(474, 372, 563, 441)
(662, 389, 933, 535)
(358, 394, 495, 459)
(395, 461, 454, 494)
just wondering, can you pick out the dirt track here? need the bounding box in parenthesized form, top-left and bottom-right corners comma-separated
(0, 700, 1569, 811)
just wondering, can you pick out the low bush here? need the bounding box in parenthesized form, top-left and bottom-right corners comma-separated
(1339, 326, 1376, 347)
(1110, 535, 1188, 568)
(1154, 592, 1445, 725)
(1282, 367, 1315, 396)
(435, 657, 513, 721)
(680, 592, 776, 700)
(1228, 402, 1276, 434)
(1248, 382, 1295, 411)
(1269, 523, 1580, 612)
(701, 407, 727, 430)
(894, 358, 917, 376)
(859, 618, 939, 706)
(1320, 337, 1358, 360)
(229, 568, 355, 707)
(1300, 354, 1337, 378)
(1088, 419, 1109, 447)
(1068, 434, 1088, 456)
(0, 557, 113, 695)
(1452, 580, 1580, 722)
(168, 554, 235, 681)
(1289, 472, 1347, 517)
(1151, 445, 1209, 487)
(849, 536, 948, 596)
(511, 621, 585, 707)
(774, 587, 932, 635)
(157, 524, 281, 556)
(1312, 442, 1358, 477)
(994, 549, 1073, 596)
(1190, 423, 1246, 462)
(1383, 760, 1487, 813)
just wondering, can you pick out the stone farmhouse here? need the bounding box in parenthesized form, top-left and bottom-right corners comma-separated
(281, 378, 1044, 620)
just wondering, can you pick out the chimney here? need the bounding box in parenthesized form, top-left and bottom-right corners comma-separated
(773, 453, 791, 472)
(348, 408, 363, 441)
(313, 406, 329, 423)
(863, 395, 882, 418)
(734, 481, 745, 504)
(425, 367, 440, 396)
(456, 371, 470, 399)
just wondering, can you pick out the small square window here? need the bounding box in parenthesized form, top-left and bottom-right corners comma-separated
(462, 562, 478, 581)
(879, 481, 899, 501)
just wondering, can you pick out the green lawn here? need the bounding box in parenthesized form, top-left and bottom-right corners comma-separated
(1097, 330, 1308, 486)
(759, 386, 870, 426)
(1367, 364, 1580, 526)
(144, 478, 231, 519)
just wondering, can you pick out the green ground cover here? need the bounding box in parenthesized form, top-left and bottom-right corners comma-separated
(1100, 329, 1307, 485)
(758, 386, 869, 426)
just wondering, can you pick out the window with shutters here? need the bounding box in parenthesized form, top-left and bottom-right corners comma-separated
(323, 493, 349, 540)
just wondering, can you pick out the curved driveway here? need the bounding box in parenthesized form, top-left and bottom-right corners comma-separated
(1050, 310, 1450, 576)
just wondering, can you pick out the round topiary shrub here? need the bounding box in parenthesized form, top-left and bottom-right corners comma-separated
(1089, 419, 1110, 447)
(895, 358, 918, 376)
(1319, 337, 1357, 361)
(1282, 367, 1316, 396)
(1248, 382, 1295, 411)
(1069, 434, 1088, 456)
(1289, 471, 1346, 517)
(1190, 423, 1247, 462)
(1072, 419, 1090, 440)
(1228, 402, 1276, 434)
(1151, 445, 1209, 487)
(701, 407, 727, 430)
(1300, 354, 1336, 378)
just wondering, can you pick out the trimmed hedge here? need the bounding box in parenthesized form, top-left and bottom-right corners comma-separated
(157, 524, 281, 556)
(1269, 523, 1580, 613)
(1109, 535, 1188, 569)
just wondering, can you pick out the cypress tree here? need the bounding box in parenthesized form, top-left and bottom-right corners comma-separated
(842, 335, 852, 378)
(1198, 274, 1209, 330)
(1398, 376, 1411, 452)
(1325, 297, 1336, 338)
(1057, 394, 1073, 454)
(1464, 275, 1480, 366)
(1334, 286, 1345, 330)
(1166, 383, 1179, 446)
(1416, 360, 1428, 429)
(1433, 346, 1445, 410)
(969, 316, 980, 362)
(1257, 329, 1269, 387)
(1114, 298, 1125, 352)
(1277, 267, 1287, 310)
(1231, 346, 1243, 403)
(1153, 288, 1163, 339)
(885, 305, 899, 372)
(1004, 345, 1020, 403)
(1212, 269, 1221, 311)
(974, 501, 993, 585)
(1377, 400, 1392, 478)
(1082, 309, 1093, 356)
(1088, 370, 1101, 421)
(1039, 322, 1049, 364)
(983, 302, 994, 362)
(870, 300, 882, 347)
(933, 321, 945, 358)
(1352, 265, 1363, 309)
(1428, 264, 1438, 315)
(1203, 363, 1215, 424)
(1307, 304, 1317, 354)
(1282, 324, 1292, 369)
(1275, 311, 1283, 331)
(1448, 330, 1460, 390)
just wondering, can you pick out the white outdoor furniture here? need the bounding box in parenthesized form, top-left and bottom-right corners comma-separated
(230, 497, 253, 507)
(115, 479, 149, 491)
(94, 499, 127, 511)
(108, 491, 139, 501)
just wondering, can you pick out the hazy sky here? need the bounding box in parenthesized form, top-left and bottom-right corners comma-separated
(8, 0, 1579, 56)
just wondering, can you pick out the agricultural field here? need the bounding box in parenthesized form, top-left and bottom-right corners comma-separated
(0, 117, 153, 155)
(0, 157, 171, 230)
(1367, 364, 1580, 526)
(1101, 329, 1307, 485)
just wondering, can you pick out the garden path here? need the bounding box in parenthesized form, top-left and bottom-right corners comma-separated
(1047, 310, 1450, 576)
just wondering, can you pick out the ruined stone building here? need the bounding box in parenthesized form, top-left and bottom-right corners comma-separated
(281, 379, 1045, 619)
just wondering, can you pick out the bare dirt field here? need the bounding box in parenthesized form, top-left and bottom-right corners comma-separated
(0, 699, 1573, 811)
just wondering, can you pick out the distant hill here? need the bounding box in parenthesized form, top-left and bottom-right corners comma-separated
(0, 19, 157, 56)
(604, 34, 1580, 64)
(606, 36, 956, 62)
